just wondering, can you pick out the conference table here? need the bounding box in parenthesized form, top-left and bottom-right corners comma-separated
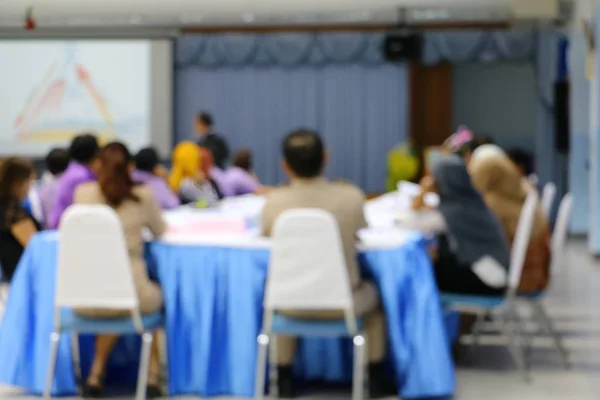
(0, 195, 456, 399)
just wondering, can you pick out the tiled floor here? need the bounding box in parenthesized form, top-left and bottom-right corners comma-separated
(1, 238, 599, 399)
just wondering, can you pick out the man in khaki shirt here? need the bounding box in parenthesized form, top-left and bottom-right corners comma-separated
(261, 129, 393, 398)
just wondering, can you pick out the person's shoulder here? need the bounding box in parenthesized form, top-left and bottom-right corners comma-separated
(329, 180, 366, 201)
(133, 183, 155, 200)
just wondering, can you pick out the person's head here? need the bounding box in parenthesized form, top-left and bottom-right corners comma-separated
(69, 134, 100, 167)
(195, 112, 213, 137)
(505, 147, 533, 177)
(168, 141, 207, 191)
(97, 142, 138, 207)
(470, 144, 505, 165)
(233, 149, 253, 172)
(45, 148, 70, 177)
(135, 147, 160, 174)
(0, 158, 35, 202)
(282, 129, 326, 179)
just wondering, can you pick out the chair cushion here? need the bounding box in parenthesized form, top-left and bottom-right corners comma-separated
(271, 313, 364, 337)
(440, 293, 505, 309)
(59, 309, 163, 333)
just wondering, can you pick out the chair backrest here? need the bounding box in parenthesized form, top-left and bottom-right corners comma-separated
(541, 182, 556, 220)
(507, 190, 539, 297)
(56, 205, 139, 312)
(550, 193, 573, 275)
(264, 209, 355, 329)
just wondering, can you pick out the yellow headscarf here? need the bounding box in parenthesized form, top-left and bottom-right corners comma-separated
(168, 141, 202, 192)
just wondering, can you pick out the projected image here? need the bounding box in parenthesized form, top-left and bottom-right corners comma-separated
(0, 41, 151, 154)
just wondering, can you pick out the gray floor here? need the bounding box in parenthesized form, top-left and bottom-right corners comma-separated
(1, 238, 599, 399)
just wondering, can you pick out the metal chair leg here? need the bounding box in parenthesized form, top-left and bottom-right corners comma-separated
(157, 329, 169, 394)
(43, 331, 60, 400)
(254, 333, 269, 400)
(70, 332, 82, 395)
(352, 334, 366, 400)
(135, 332, 153, 400)
(471, 313, 486, 350)
(499, 313, 530, 382)
(533, 301, 570, 369)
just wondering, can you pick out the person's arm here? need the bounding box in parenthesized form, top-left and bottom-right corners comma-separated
(48, 178, 74, 229)
(412, 175, 436, 211)
(144, 189, 167, 237)
(217, 136, 230, 168)
(153, 180, 181, 210)
(11, 218, 38, 247)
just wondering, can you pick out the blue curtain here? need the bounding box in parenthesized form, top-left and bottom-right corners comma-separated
(175, 34, 408, 193)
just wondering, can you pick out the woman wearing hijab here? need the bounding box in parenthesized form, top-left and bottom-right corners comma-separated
(469, 144, 551, 293)
(168, 141, 223, 206)
(411, 155, 510, 295)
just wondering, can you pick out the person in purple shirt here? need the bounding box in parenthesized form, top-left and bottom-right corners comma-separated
(133, 147, 180, 209)
(38, 148, 70, 228)
(48, 134, 100, 229)
(219, 149, 264, 197)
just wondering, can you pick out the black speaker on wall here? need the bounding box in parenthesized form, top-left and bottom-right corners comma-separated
(382, 33, 423, 62)
(554, 80, 570, 153)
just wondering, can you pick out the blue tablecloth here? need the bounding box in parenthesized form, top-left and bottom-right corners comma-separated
(0, 231, 455, 398)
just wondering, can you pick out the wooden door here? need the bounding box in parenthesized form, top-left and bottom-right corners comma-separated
(409, 63, 454, 176)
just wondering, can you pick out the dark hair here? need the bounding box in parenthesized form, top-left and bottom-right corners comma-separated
(282, 129, 325, 178)
(506, 147, 533, 175)
(69, 134, 100, 164)
(45, 148, 70, 176)
(457, 136, 495, 157)
(0, 158, 35, 201)
(135, 147, 160, 173)
(196, 112, 213, 127)
(98, 142, 139, 207)
(233, 149, 252, 171)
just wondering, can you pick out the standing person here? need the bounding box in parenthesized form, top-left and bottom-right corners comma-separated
(74, 142, 166, 398)
(0, 158, 41, 282)
(48, 134, 100, 229)
(195, 112, 230, 169)
(38, 148, 70, 227)
(260, 129, 394, 398)
(133, 147, 180, 210)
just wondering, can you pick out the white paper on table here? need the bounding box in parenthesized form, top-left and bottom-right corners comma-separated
(357, 227, 415, 249)
(218, 194, 266, 217)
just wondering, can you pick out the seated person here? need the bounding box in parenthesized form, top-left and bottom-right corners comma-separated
(39, 148, 70, 227)
(133, 147, 180, 209)
(168, 141, 222, 206)
(0, 158, 41, 282)
(505, 147, 534, 178)
(48, 134, 100, 229)
(412, 155, 510, 296)
(74, 142, 167, 398)
(469, 144, 551, 293)
(261, 129, 393, 398)
(220, 149, 266, 196)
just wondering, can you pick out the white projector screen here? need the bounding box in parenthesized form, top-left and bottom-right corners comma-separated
(0, 39, 173, 158)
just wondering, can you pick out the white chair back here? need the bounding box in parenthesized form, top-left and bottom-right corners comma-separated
(541, 182, 557, 220)
(56, 205, 141, 329)
(264, 209, 356, 332)
(550, 193, 573, 275)
(507, 191, 539, 297)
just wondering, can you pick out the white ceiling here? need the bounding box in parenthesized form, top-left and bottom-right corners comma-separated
(0, 0, 518, 27)
(0, 0, 566, 28)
